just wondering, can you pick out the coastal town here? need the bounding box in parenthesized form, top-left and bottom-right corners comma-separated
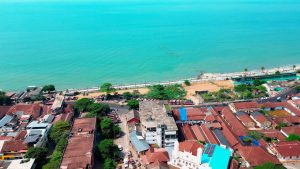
(0, 66, 300, 169)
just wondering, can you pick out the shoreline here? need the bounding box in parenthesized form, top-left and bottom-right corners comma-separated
(65, 64, 300, 94)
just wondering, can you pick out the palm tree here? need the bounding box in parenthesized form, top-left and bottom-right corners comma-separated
(244, 68, 248, 76)
(261, 66, 265, 73)
(293, 65, 296, 70)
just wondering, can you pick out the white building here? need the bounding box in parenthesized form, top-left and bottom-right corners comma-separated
(139, 101, 178, 147)
(25, 120, 52, 147)
(169, 140, 211, 169)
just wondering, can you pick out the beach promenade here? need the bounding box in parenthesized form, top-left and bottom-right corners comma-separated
(66, 64, 299, 95)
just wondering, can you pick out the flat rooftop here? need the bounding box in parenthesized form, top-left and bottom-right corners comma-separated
(139, 101, 177, 131)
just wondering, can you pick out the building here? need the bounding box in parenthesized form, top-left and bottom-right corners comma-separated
(0, 115, 18, 132)
(141, 147, 170, 168)
(250, 111, 271, 128)
(235, 112, 255, 128)
(7, 103, 42, 120)
(269, 141, 300, 161)
(221, 108, 247, 136)
(51, 94, 65, 114)
(139, 101, 178, 147)
(238, 146, 280, 168)
(200, 144, 231, 169)
(229, 102, 260, 113)
(25, 120, 52, 147)
(0, 140, 29, 159)
(281, 126, 300, 137)
(60, 117, 97, 169)
(129, 130, 150, 154)
(169, 140, 206, 169)
(0, 158, 35, 169)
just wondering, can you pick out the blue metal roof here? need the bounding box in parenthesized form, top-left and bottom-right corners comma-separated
(0, 115, 13, 128)
(201, 144, 231, 169)
(179, 108, 187, 121)
(129, 130, 150, 153)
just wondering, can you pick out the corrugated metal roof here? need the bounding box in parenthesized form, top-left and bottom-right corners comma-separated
(129, 130, 150, 153)
(0, 115, 13, 128)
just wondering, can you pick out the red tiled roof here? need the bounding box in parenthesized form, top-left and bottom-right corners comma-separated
(232, 102, 260, 111)
(215, 115, 241, 149)
(64, 104, 74, 114)
(261, 102, 300, 116)
(204, 114, 217, 122)
(221, 107, 247, 136)
(236, 113, 254, 125)
(190, 125, 206, 142)
(199, 125, 219, 144)
(53, 112, 73, 124)
(252, 113, 269, 124)
(7, 103, 42, 119)
(178, 140, 204, 156)
(172, 108, 205, 121)
(15, 130, 27, 141)
(273, 116, 300, 125)
(0, 106, 12, 119)
(259, 130, 286, 141)
(180, 124, 196, 140)
(229, 159, 239, 169)
(239, 146, 280, 167)
(1, 140, 28, 153)
(281, 126, 300, 136)
(273, 141, 300, 157)
(60, 117, 96, 169)
(142, 148, 169, 165)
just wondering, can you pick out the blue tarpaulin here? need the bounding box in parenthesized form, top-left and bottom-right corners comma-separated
(179, 108, 187, 121)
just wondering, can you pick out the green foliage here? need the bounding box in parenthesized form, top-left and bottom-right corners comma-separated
(104, 158, 117, 169)
(50, 121, 71, 143)
(234, 81, 267, 99)
(100, 83, 116, 94)
(100, 117, 120, 138)
(97, 139, 120, 159)
(254, 162, 286, 169)
(87, 103, 110, 117)
(123, 92, 133, 100)
(127, 99, 139, 110)
(42, 160, 60, 169)
(275, 123, 288, 130)
(285, 134, 300, 141)
(275, 70, 281, 75)
(243, 137, 252, 143)
(74, 98, 93, 112)
(147, 84, 186, 100)
(200, 89, 233, 102)
(25, 147, 47, 166)
(295, 85, 300, 92)
(248, 131, 264, 140)
(42, 84, 55, 92)
(184, 80, 191, 86)
(0, 91, 12, 105)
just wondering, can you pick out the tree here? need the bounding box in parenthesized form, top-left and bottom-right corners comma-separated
(101, 117, 114, 138)
(127, 99, 139, 110)
(293, 65, 296, 70)
(275, 123, 288, 130)
(184, 80, 191, 86)
(146, 85, 166, 100)
(275, 70, 281, 75)
(254, 162, 286, 169)
(242, 137, 252, 144)
(261, 66, 265, 72)
(50, 121, 71, 143)
(123, 92, 133, 100)
(285, 134, 300, 141)
(163, 84, 186, 100)
(253, 79, 266, 87)
(97, 139, 120, 159)
(295, 85, 300, 93)
(100, 83, 116, 95)
(42, 84, 55, 92)
(74, 98, 93, 112)
(0, 91, 12, 105)
(25, 147, 47, 166)
(104, 158, 117, 169)
(87, 103, 110, 117)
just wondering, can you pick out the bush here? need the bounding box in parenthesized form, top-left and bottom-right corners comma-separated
(50, 121, 71, 143)
(127, 99, 139, 110)
(104, 158, 117, 169)
(42, 84, 55, 92)
(285, 134, 300, 141)
(97, 139, 120, 159)
(146, 84, 186, 100)
(184, 80, 191, 86)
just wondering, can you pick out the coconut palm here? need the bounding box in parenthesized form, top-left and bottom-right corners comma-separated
(293, 65, 296, 70)
(261, 66, 265, 73)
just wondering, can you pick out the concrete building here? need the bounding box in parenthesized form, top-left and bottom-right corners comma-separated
(169, 140, 208, 169)
(139, 101, 178, 147)
(60, 117, 97, 169)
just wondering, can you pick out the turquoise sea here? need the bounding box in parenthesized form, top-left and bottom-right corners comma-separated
(0, 0, 300, 91)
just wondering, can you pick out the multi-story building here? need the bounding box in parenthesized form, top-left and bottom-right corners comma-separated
(139, 101, 178, 147)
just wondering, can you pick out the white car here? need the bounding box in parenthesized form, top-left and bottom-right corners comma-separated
(118, 145, 123, 151)
(124, 158, 129, 168)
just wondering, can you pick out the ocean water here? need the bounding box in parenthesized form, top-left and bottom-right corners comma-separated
(0, 0, 300, 91)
